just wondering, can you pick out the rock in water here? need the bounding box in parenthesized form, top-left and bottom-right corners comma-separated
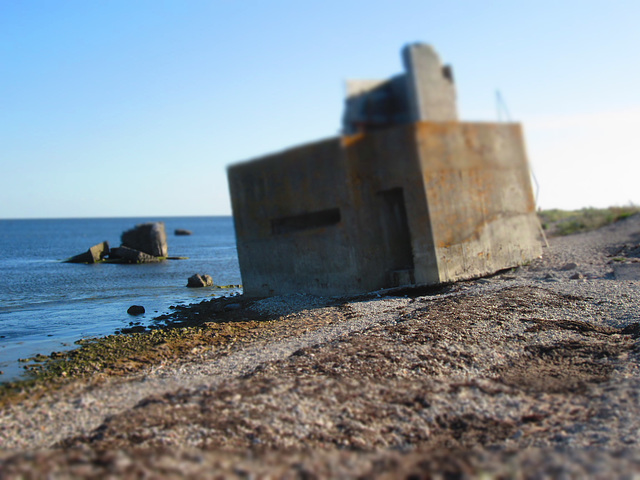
(174, 229, 193, 236)
(110, 246, 160, 264)
(127, 305, 145, 315)
(121, 222, 168, 257)
(187, 274, 214, 288)
(64, 241, 110, 264)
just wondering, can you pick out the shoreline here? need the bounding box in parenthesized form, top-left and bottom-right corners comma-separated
(0, 285, 243, 385)
(1, 215, 640, 476)
(0, 216, 241, 385)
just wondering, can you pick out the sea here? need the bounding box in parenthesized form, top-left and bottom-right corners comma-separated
(0, 216, 241, 383)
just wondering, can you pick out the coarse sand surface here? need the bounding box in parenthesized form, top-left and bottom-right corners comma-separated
(2, 215, 640, 478)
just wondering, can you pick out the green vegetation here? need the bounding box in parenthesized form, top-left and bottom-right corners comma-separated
(0, 318, 267, 407)
(539, 205, 640, 237)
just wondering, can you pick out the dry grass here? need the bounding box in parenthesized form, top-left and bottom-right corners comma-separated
(538, 205, 640, 236)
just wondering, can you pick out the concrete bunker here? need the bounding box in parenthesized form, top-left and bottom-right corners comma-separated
(228, 44, 542, 297)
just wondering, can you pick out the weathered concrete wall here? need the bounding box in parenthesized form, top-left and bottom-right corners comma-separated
(415, 122, 541, 282)
(228, 138, 362, 297)
(342, 126, 438, 288)
(228, 122, 540, 297)
(229, 130, 434, 297)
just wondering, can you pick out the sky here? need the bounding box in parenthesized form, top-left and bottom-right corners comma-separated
(1, 1, 639, 219)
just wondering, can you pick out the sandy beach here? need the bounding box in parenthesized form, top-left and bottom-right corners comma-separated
(1, 215, 640, 478)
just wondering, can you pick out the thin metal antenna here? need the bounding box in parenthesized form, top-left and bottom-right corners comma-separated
(495, 90, 512, 122)
(530, 166, 549, 247)
(495, 90, 547, 247)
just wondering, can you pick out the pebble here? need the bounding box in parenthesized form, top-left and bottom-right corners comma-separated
(560, 262, 578, 271)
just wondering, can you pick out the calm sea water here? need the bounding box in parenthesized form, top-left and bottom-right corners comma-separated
(0, 216, 241, 382)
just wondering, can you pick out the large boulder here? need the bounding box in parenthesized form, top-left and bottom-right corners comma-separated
(121, 222, 168, 257)
(110, 246, 160, 264)
(187, 274, 214, 288)
(64, 241, 110, 264)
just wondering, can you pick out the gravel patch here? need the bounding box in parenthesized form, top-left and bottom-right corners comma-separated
(1, 215, 640, 477)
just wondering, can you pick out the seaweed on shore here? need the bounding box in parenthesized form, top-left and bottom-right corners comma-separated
(0, 295, 277, 406)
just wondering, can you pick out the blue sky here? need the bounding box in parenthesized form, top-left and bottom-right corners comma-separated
(2, 1, 639, 218)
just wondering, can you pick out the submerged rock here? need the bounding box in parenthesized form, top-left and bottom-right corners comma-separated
(121, 222, 168, 257)
(110, 246, 160, 264)
(64, 241, 110, 264)
(187, 274, 214, 288)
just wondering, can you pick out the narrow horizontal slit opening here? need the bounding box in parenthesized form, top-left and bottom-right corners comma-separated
(271, 208, 341, 235)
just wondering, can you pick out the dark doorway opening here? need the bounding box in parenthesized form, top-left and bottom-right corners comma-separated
(377, 188, 414, 279)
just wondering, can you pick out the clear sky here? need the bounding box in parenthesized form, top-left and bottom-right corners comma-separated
(2, 1, 639, 219)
